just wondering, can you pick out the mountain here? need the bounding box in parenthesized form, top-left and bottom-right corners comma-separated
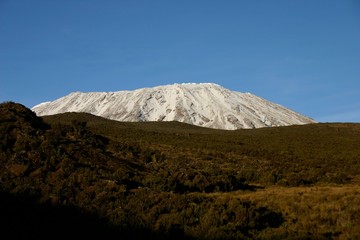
(32, 83, 315, 130)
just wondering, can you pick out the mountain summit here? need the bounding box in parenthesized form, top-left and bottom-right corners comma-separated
(32, 83, 315, 130)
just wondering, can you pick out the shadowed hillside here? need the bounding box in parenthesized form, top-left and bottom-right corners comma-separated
(1, 102, 285, 239)
(1, 102, 360, 239)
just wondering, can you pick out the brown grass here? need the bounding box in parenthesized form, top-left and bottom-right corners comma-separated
(209, 184, 360, 239)
(2, 103, 360, 239)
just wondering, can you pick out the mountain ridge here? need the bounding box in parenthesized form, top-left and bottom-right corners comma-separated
(32, 83, 315, 130)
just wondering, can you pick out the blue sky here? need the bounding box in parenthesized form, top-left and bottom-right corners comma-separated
(1, 0, 359, 122)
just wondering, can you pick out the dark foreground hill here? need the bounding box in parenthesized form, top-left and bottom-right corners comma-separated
(1, 102, 360, 239)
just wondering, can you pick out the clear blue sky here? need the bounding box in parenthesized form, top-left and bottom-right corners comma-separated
(1, 0, 359, 122)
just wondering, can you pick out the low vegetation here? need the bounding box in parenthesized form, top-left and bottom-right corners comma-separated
(1, 102, 359, 239)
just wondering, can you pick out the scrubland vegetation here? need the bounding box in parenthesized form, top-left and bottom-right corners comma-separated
(1, 102, 360, 239)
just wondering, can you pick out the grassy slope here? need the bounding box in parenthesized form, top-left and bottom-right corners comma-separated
(43, 113, 360, 239)
(43, 113, 360, 238)
(44, 113, 360, 186)
(2, 104, 360, 239)
(213, 185, 360, 239)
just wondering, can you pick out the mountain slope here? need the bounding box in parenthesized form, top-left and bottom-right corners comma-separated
(0, 102, 284, 239)
(2, 102, 360, 239)
(32, 83, 315, 130)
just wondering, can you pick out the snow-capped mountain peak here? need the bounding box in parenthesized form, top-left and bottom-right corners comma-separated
(32, 83, 315, 130)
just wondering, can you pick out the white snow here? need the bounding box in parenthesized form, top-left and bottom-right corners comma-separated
(31, 101, 51, 109)
(31, 83, 316, 130)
